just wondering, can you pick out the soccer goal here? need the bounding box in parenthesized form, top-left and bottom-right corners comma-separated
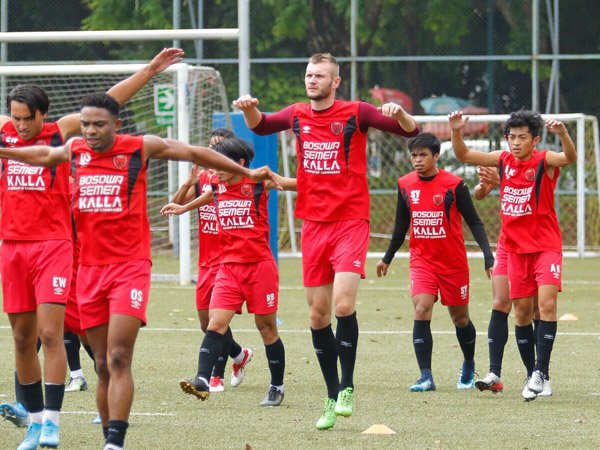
(277, 113, 600, 259)
(0, 63, 231, 282)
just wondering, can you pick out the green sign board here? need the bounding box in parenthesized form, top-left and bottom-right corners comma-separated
(154, 84, 175, 127)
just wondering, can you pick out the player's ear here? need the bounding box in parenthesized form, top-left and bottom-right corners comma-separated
(532, 135, 541, 146)
(332, 76, 341, 89)
(114, 118, 122, 131)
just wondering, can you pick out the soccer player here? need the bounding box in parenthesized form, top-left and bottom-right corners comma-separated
(449, 109, 576, 401)
(160, 128, 252, 393)
(175, 138, 295, 407)
(0, 47, 184, 450)
(472, 168, 551, 397)
(376, 132, 494, 392)
(0, 93, 277, 450)
(232, 52, 419, 430)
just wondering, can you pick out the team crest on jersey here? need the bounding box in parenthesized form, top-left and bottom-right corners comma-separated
(241, 184, 253, 197)
(79, 152, 92, 167)
(432, 194, 443, 206)
(525, 168, 535, 181)
(113, 154, 128, 169)
(330, 121, 344, 135)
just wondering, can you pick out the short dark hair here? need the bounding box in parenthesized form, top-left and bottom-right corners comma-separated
(213, 138, 254, 168)
(7, 84, 50, 116)
(210, 128, 235, 140)
(503, 110, 544, 138)
(79, 93, 120, 118)
(407, 132, 441, 156)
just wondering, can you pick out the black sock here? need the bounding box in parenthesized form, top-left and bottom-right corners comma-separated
(456, 320, 476, 365)
(311, 325, 339, 400)
(413, 320, 433, 375)
(212, 327, 233, 379)
(64, 331, 82, 372)
(336, 312, 358, 390)
(515, 324, 536, 377)
(21, 380, 44, 414)
(265, 338, 285, 386)
(229, 336, 242, 359)
(83, 345, 96, 372)
(44, 383, 65, 412)
(196, 330, 224, 381)
(488, 310, 509, 377)
(15, 372, 25, 405)
(106, 420, 129, 447)
(102, 426, 109, 440)
(533, 319, 540, 345)
(534, 320, 557, 375)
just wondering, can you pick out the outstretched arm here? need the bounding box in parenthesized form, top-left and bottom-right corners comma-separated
(455, 181, 494, 277)
(544, 119, 577, 167)
(449, 111, 502, 166)
(0, 140, 71, 167)
(161, 190, 213, 216)
(376, 187, 410, 277)
(58, 48, 184, 140)
(378, 102, 418, 133)
(265, 172, 297, 191)
(171, 165, 200, 205)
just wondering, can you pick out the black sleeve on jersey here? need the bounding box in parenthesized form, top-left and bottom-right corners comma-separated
(382, 186, 411, 264)
(455, 180, 495, 270)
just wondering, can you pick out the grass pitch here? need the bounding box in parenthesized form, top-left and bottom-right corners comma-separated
(1, 257, 599, 449)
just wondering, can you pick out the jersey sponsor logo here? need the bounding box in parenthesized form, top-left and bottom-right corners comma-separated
(412, 210, 446, 239)
(550, 263, 561, 279)
(79, 152, 92, 167)
(501, 186, 533, 217)
(130, 289, 143, 309)
(432, 193, 443, 206)
(525, 168, 535, 181)
(200, 220, 218, 234)
(6, 160, 46, 191)
(113, 154, 128, 169)
(266, 292, 275, 308)
(302, 141, 341, 174)
(4, 136, 19, 145)
(78, 174, 124, 212)
(330, 121, 344, 135)
(218, 199, 254, 229)
(241, 184, 252, 197)
(504, 164, 516, 180)
(460, 284, 468, 300)
(410, 189, 420, 204)
(302, 125, 311, 134)
(52, 276, 67, 296)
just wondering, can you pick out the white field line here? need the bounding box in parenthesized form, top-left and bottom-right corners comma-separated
(60, 411, 175, 417)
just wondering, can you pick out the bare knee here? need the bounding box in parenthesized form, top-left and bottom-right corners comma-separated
(107, 346, 132, 374)
(256, 321, 278, 344)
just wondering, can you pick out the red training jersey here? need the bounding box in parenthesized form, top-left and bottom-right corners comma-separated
(195, 170, 220, 267)
(71, 134, 150, 265)
(291, 100, 370, 222)
(499, 150, 561, 254)
(211, 176, 273, 264)
(399, 170, 468, 273)
(0, 121, 71, 241)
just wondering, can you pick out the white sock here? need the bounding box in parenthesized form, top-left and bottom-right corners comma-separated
(42, 409, 60, 425)
(271, 384, 284, 393)
(70, 369, 84, 379)
(233, 350, 245, 364)
(29, 411, 43, 424)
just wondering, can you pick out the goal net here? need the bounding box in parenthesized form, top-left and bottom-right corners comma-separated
(277, 113, 600, 258)
(0, 63, 231, 281)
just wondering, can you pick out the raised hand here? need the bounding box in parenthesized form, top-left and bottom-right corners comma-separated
(378, 102, 406, 120)
(148, 48, 185, 74)
(232, 95, 260, 111)
(545, 119, 567, 135)
(160, 202, 186, 216)
(477, 166, 500, 187)
(448, 110, 469, 130)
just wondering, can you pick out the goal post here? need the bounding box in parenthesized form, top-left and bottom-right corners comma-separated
(277, 113, 600, 259)
(0, 63, 232, 282)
